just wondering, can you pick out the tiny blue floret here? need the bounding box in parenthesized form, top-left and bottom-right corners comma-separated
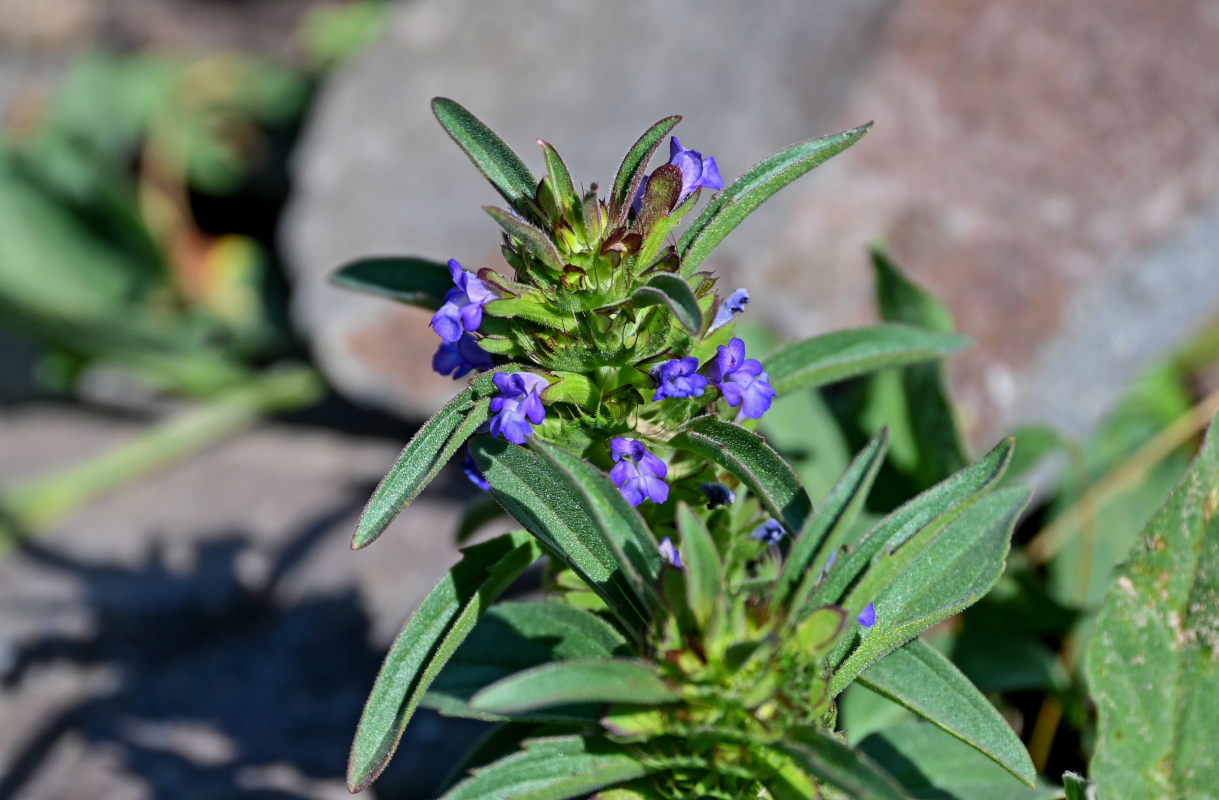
(857, 602, 876, 627)
(750, 519, 785, 546)
(707, 337, 777, 420)
(658, 536, 683, 569)
(461, 448, 490, 491)
(433, 332, 493, 378)
(488, 372, 548, 444)
(699, 482, 736, 509)
(652, 357, 708, 401)
(711, 288, 750, 330)
(669, 136, 724, 203)
(431, 259, 495, 343)
(609, 438, 669, 507)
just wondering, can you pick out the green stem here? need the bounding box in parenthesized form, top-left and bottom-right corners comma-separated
(0, 364, 324, 549)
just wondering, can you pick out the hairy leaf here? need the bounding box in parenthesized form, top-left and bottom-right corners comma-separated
(628, 273, 703, 333)
(439, 736, 651, 800)
(610, 115, 681, 221)
(471, 659, 677, 715)
(768, 726, 906, 800)
(763, 325, 971, 396)
(486, 206, 564, 273)
(433, 97, 537, 214)
(329, 256, 452, 309)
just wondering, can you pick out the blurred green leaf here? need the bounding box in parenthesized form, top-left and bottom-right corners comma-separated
(676, 501, 723, 632)
(768, 725, 906, 800)
(330, 256, 452, 310)
(299, 0, 389, 67)
(471, 659, 677, 715)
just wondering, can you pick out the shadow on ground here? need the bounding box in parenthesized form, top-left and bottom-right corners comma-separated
(0, 495, 485, 799)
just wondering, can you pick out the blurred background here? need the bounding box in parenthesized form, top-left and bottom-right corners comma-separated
(0, 1, 1217, 798)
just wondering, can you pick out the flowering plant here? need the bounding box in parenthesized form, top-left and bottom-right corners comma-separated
(333, 99, 1040, 798)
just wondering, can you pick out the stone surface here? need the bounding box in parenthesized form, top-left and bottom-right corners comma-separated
(284, 0, 1219, 440)
(0, 405, 507, 798)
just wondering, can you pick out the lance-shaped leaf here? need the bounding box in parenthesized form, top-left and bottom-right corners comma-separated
(352, 392, 492, 549)
(671, 416, 812, 535)
(626, 273, 702, 333)
(678, 123, 871, 275)
(873, 245, 969, 487)
(432, 97, 537, 214)
(484, 297, 575, 331)
(425, 600, 631, 721)
(485, 206, 564, 273)
(439, 736, 655, 800)
(767, 726, 906, 800)
(330, 256, 452, 309)
(775, 428, 889, 614)
(348, 530, 542, 792)
(858, 638, 1035, 786)
(470, 659, 677, 715)
(610, 115, 681, 221)
(676, 502, 723, 632)
(811, 438, 1013, 613)
(471, 438, 655, 639)
(1086, 413, 1219, 798)
(763, 325, 971, 396)
(830, 485, 1031, 694)
(538, 139, 584, 231)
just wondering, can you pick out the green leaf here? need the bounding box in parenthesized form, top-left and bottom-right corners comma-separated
(860, 722, 1060, 800)
(439, 736, 651, 800)
(858, 639, 1035, 786)
(484, 297, 575, 331)
(348, 530, 542, 792)
(676, 501, 723, 631)
(329, 256, 452, 310)
(352, 392, 491, 549)
(1085, 412, 1219, 798)
(763, 325, 971, 395)
(432, 97, 537, 213)
(470, 659, 677, 715)
(628, 273, 702, 333)
(1062, 772, 1091, 800)
(485, 206, 564, 273)
(425, 600, 630, 720)
(831, 485, 1031, 694)
(677, 123, 871, 275)
(872, 245, 969, 487)
(671, 416, 813, 535)
(538, 140, 583, 230)
(768, 726, 907, 800)
(776, 428, 889, 614)
(471, 438, 656, 639)
(610, 115, 681, 221)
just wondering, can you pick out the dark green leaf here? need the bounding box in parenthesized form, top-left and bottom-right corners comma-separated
(348, 530, 542, 792)
(671, 416, 813, 535)
(768, 725, 907, 800)
(329, 256, 452, 310)
(678, 123, 871, 275)
(776, 428, 889, 614)
(763, 325, 971, 396)
(1062, 772, 1090, 800)
(858, 639, 1035, 786)
(539, 140, 583, 231)
(1086, 412, 1219, 798)
(470, 659, 677, 715)
(432, 97, 537, 213)
(439, 736, 651, 800)
(471, 438, 655, 639)
(352, 392, 491, 549)
(675, 502, 723, 631)
(485, 206, 564, 273)
(610, 115, 681, 221)
(629, 273, 702, 333)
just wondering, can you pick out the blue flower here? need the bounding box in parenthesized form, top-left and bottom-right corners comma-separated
(669, 136, 724, 203)
(858, 602, 876, 627)
(652, 356, 707, 401)
(431, 259, 495, 343)
(750, 519, 785, 546)
(699, 482, 736, 509)
(462, 448, 490, 491)
(658, 536, 683, 569)
(488, 372, 548, 444)
(711, 288, 750, 330)
(707, 337, 776, 420)
(609, 438, 669, 507)
(433, 332, 493, 378)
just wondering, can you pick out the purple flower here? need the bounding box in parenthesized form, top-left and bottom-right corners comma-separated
(658, 536, 683, 569)
(431, 259, 495, 343)
(711, 288, 750, 330)
(750, 519, 785, 546)
(707, 338, 776, 420)
(669, 137, 724, 203)
(433, 333, 493, 378)
(609, 438, 669, 507)
(857, 603, 876, 628)
(462, 448, 490, 491)
(699, 482, 735, 509)
(652, 357, 708, 401)
(488, 372, 548, 444)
